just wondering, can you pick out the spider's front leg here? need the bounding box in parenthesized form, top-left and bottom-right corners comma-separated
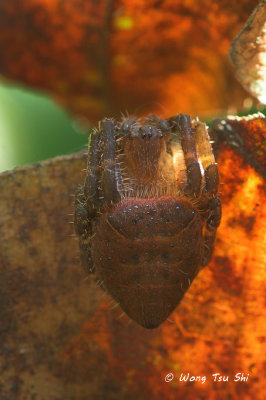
(101, 119, 121, 204)
(202, 196, 221, 266)
(169, 114, 202, 196)
(169, 114, 222, 267)
(75, 186, 94, 272)
(193, 121, 222, 266)
(74, 131, 101, 273)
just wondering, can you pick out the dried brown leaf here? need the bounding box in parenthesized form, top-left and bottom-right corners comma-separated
(230, 0, 266, 103)
(0, 0, 259, 121)
(0, 115, 265, 399)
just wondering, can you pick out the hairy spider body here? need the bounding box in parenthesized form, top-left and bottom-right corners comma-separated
(75, 114, 221, 329)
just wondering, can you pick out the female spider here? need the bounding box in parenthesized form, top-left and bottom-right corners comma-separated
(75, 114, 221, 329)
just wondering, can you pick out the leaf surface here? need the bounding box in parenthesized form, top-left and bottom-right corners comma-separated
(0, 115, 265, 399)
(230, 0, 266, 104)
(0, 0, 259, 121)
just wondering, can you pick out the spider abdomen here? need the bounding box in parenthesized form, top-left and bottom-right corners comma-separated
(91, 197, 204, 329)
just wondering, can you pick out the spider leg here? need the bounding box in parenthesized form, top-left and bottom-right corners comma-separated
(202, 196, 221, 266)
(204, 164, 219, 195)
(84, 130, 102, 213)
(101, 119, 121, 203)
(169, 114, 202, 196)
(74, 186, 94, 272)
(74, 130, 102, 273)
(193, 120, 219, 195)
(192, 121, 221, 266)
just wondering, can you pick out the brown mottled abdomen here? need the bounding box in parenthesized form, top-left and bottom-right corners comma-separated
(91, 197, 203, 329)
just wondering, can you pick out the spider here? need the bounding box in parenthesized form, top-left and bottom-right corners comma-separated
(74, 114, 221, 329)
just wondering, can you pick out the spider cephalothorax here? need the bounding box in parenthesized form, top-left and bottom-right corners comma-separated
(75, 114, 221, 329)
